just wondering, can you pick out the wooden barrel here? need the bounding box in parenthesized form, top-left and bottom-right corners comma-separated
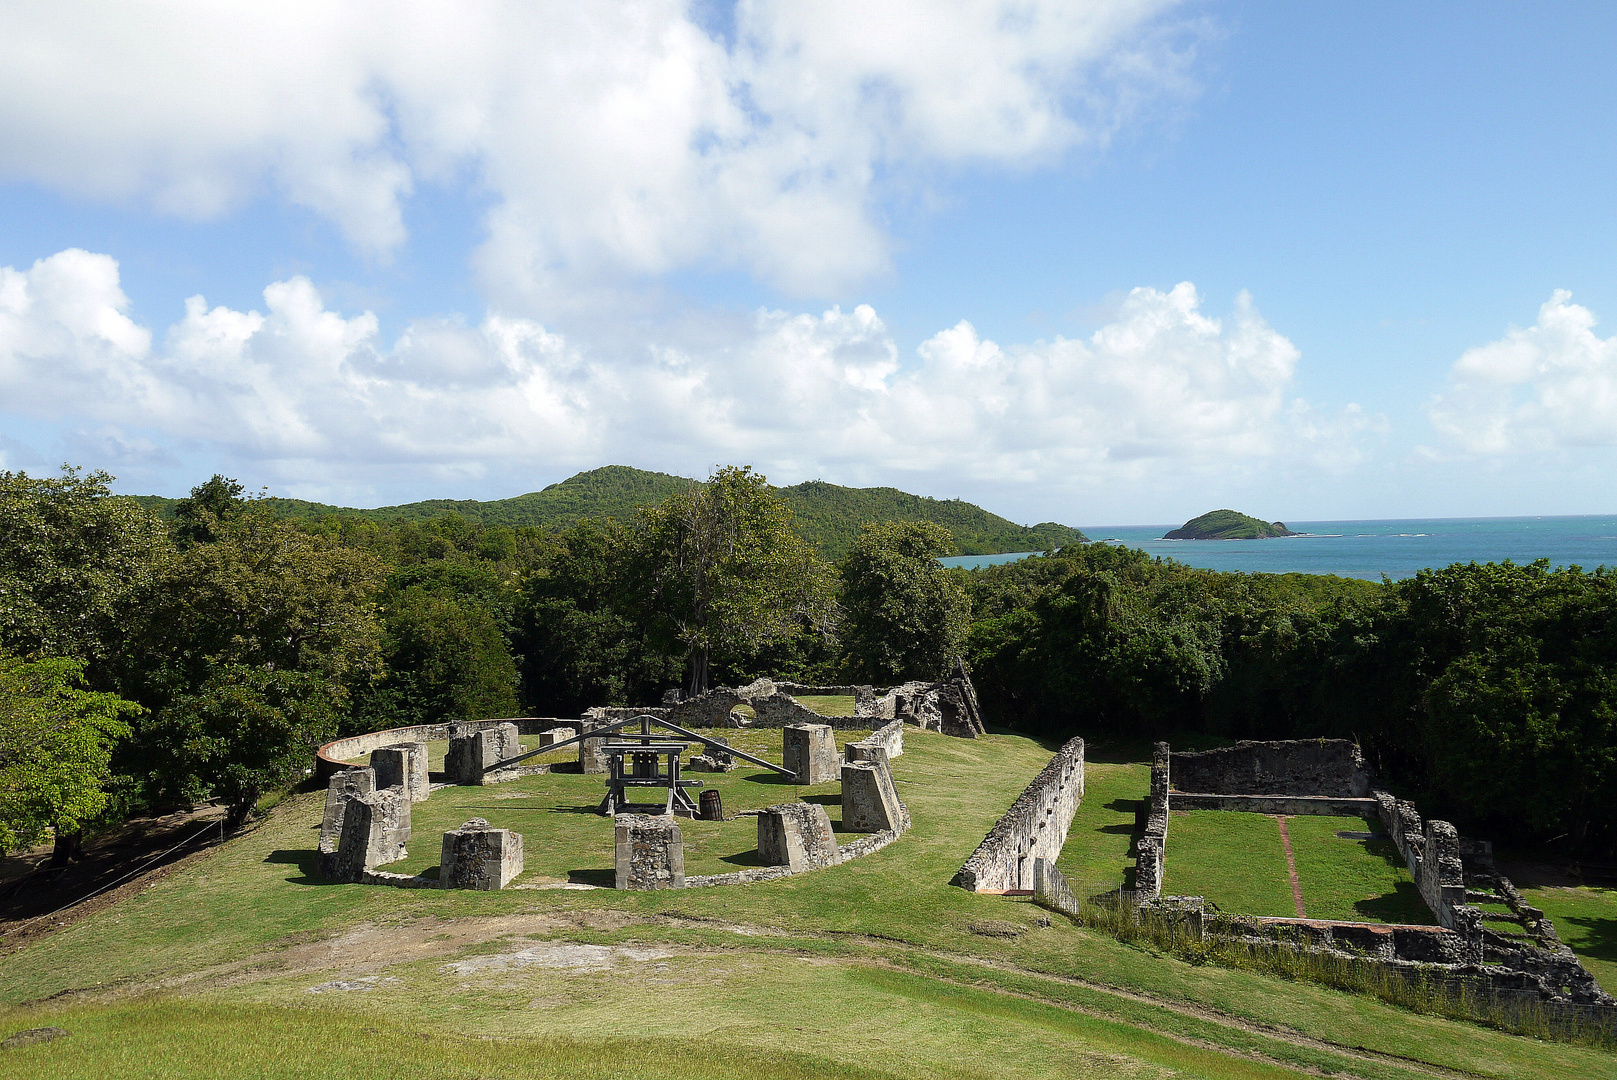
(699, 789, 723, 821)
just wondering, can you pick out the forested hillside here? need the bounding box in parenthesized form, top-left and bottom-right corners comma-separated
(130, 465, 1087, 559)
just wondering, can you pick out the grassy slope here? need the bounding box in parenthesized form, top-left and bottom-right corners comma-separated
(130, 466, 1087, 560)
(1, 731, 1609, 1080)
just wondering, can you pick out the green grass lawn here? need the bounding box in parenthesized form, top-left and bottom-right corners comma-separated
(794, 693, 857, 716)
(381, 727, 872, 882)
(1, 730, 1611, 1080)
(1051, 756, 1148, 894)
(1161, 812, 1432, 923)
(1515, 882, 1617, 995)
(1162, 810, 1298, 915)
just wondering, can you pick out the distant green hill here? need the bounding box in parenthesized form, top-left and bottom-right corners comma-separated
(1164, 509, 1297, 541)
(133, 465, 1086, 560)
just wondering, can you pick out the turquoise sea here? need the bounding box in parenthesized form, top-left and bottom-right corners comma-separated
(938, 516, 1617, 581)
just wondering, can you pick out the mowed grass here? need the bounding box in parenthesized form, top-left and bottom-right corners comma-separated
(382, 727, 873, 882)
(1282, 816, 1433, 924)
(1516, 883, 1617, 995)
(1051, 757, 1148, 894)
(1162, 811, 1297, 915)
(2, 730, 1613, 1080)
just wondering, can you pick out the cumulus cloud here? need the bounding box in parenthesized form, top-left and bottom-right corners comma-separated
(1427, 291, 1617, 454)
(0, 249, 1369, 504)
(0, 2, 1198, 296)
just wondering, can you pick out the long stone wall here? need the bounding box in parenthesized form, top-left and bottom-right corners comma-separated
(316, 717, 577, 780)
(1169, 739, 1372, 797)
(951, 735, 1084, 892)
(1170, 793, 1378, 816)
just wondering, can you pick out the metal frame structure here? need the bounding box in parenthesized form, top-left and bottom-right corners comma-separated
(496, 713, 796, 816)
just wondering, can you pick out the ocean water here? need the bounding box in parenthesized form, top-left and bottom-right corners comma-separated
(938, 516, 1617, 581)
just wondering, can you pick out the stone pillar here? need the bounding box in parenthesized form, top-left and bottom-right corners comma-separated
(757, 802, 839, 872)
(842, 760, 903, 833)
(370, 742, 429, 802)
(579, 714, 611, 775)
(446, 723, 522, 784)
(439, 817, 524, 890)
(614, 813, 684, 890)
(783, 723, 839, 784)
(327, 789, 411, 882)
(319, 766, 375, 852)
(844, 741, 891, 769)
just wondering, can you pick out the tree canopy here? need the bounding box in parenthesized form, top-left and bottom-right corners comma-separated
(840, 521, 970, 682)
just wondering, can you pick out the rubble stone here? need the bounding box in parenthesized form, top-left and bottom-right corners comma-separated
(842, 759, 904, 833)
(757, 802, 839, 871)
(326, 789, 411, 882)
(369, 742, 429, 802)
(439, 817, 524, 890)
(614, 813, 684, 890)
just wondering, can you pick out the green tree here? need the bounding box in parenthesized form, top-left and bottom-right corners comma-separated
(147, 665, 343, 831)
(357, 585, 519, 730)
(840, 521, 970, 682)
(171, 474, 248, 547)
(0, 655, 139, 857)
(634, 466, 837, 695)
(0, 467, 169, 667)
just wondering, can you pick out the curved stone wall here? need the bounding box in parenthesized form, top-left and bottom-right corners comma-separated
(316, 717, 578, 780)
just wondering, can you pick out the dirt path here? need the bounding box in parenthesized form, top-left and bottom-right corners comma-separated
(1276, 814, 1307, 918)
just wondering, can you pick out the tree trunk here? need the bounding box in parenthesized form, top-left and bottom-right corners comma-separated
(225, 795, 257, 833)
(48, 827, 84, 867)
(687, 648, 710, 698)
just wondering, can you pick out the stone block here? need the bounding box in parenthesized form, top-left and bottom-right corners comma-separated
(319, 767, 375, 852)
(614, 813, 684, 890)
(687, 735, 736, 772)
(783, 723, 839, 784)
(844, 742, 891, 769)
(842, 760, 902, 833)
(439, 817, 524, 890)
(446, 723, 522, 784)
(370, 742, 429, 802)
(578, 716, 612, 775)
(757, 802, 838, 872)
(326, 789, 411, 882)
(537, 726, 574, 748)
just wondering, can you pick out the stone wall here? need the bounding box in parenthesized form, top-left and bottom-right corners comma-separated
(1134, 742, 1170, 898)
(845, 719, 904, 764)
(316, 717, 576, 779)
(874, 669, 985, 738)
(614, 813, 684, 890)
(1170, 793, 1378, 816)
(1169, 739, 1372, 797)
(951, 734, 1085, 892)
(757, 802, 839, 871)
(439, 818, 524, 890)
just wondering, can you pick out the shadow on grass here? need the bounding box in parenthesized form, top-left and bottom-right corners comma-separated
(740, 772, 803, 786)
(1353, 880, 1435, 925)
(1561, 915, 1617, 962)
(264, 849, 334, 886)
(721, 849, 767, 868)
(567, 869, 615, 887)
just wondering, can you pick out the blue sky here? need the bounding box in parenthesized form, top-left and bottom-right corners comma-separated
(1, 1, 1614, 526)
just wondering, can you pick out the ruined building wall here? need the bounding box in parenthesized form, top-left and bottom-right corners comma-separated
(1169, 739, 1372, 797)
(1134, 742, 1171, 898)
(951, 735, 1085, 892)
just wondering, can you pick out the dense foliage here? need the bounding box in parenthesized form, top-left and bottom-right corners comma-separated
(133, 465, 1086, 561)
(5, 463, 1617, 857)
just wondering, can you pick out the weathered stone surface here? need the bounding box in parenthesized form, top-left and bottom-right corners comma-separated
(783, 723, 839, 784)
(844, 742, 890, 770)
(687, 735, 736, 772)
(952, 736, 1085, 892)
(445, 723, 521, 784)
(369, 742, 429, 802)
(577, 713, 613, 774)
(319, 767, 375, 852)
(873, 669, 985, 737)
(537, 726, 574, 748)
(614, 813, 684, 890)
(1169, 739, 1373, 798)
(750, 692, 827, 727)
(846, 718, 903, 762)
(842, 759, 903, 833)
(756, 801, 838, 871)
(327, 789, 411, 882)
(440, 817, 524, 890)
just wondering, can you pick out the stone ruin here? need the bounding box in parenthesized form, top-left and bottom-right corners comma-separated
(445, 722, 521, 784)
(757, 802, 839, 872)
(369, 742, 429, 802)
(783, 723, 840, 784)
(324, 787, 412, 883)
(842, 759, 905, 833)
(686, 734, 737, 772)
(440, 817, 524, 890)
(951, 735, 1085, 892)
(1071, 736, 1617, 1020)
(615, 813, 684, 890)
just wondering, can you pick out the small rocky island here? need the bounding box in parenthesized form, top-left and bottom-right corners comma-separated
(1164, 509, 1298, 540)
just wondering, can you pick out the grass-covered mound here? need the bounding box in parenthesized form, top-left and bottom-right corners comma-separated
(1164, 510, 1297, 540)
(1, 730, 1609, 1080)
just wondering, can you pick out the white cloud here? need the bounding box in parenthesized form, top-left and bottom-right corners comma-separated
(0, 250, 1370, 506)
(0, 2, 1198, 296)
(1427, 291, 1617, 454)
